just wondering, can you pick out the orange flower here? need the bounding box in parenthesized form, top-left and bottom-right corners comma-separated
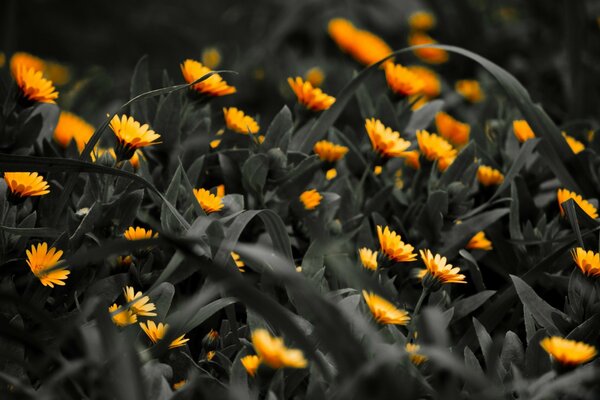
(299, 189, 322, 210)
(10, 52, 45, 77)
(418, 249, 466, 286)
(287, 77, 335, 111)
(540, 337, 596, 366)
(13, 66, 58, 104)
(408, 66, 441, 99)
(513, 120, 535, 143)
(4, 172, 50, 201)
(362, 291, 410, 325)
(571, 247, 600, 278)
(416, 130, 457, 171)
(557, 188, 598, 219)
(377, 225, 417, 263)
(241, 355, 261, 376)
(477, 165, 504, 186)
(365, 118, 411, 158)
(193, 188, 224, 214)
(54, 111, 94, 152)
(305, 67, 325, 87)
(384, 63, 424, 97)
(25, 243, 70, 288)
(110, 115, 160, 161)
(408, 32, 448, 64)
(223, 107, 259, 134)
(435, 112, 470, 146)
(328, 18, 393, 66)
(562, 132, 584, 154)
(409, 11, 436, 31)
(180, 59, 236, 97)
(358, 248, 378, 271)
(251, 329, 307, 369)
(455, 80, 484, 103)
(466, 231, 492, 251)
(139, 321, 189, 349)
(313, 140, 348, 163)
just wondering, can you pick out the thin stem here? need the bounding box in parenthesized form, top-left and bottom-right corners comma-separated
(408, 287, 429, 342)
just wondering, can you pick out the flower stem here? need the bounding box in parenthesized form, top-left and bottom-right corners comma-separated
(408, 287, 429, 342)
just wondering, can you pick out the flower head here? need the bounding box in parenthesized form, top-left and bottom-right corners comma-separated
(409, 11, 436, 31)
(13, 66, 59, 104)
(299, 189, 322, 210)
(477, 165, 504, 186)
(557, 188, 598, 219)
(401, 150, 421, 169)
(287, 77, 335, 111)
(571, 247, 600, 278)
(201, 47, 221, 69)
(365, 118, 412, 158)
(435, 112, 470, 146)
(4, 172, 50, 202)
(241, 355, 261, 377)
(562, 132, 584, 154)
(416, 130, 457, 171)
(110, 115, 160, 161)
(408, 65, 441, 99)
(362, 291, 410, 325)
(54, 111, 94, 152)
(418, 249, 466, 287)
(139, 321, 189, 349)
(540, 337, 596, 366)
(359, 248, 378, 271)
(251, 329, 307, 369)
(123, 286, 157, 317)
(377, 225, 417, 263)
(466, 231, 493, 251)
(109, 304, 137, 327)
(305, 67, 325, 87)
(313, 140, 348, 163)
(328, 18, 392, 66)
(513, 120, 535, 143)
(231, 252, 245, 272)
(408, 32, 448, 64)
(10, 52, 45, 77)
(384, 63, 424, 97)
(193, 188, 224, 214)
(25, 243, 70, 288)
(455, 80, 484, 103)
(124, 226, 158, 241)
(223, 107, 259, 134)
(406, 343, 427, 365)
(180, 59, 236, 97)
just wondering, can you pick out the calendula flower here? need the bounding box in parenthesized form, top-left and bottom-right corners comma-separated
(562, 132, 585, 154)
(540, 337, 596, 366)
(173, 380, 187, 390)
(91, 148, 143, 169)
(202, 47, 221, 69)
(305, 67, 325, 87)
(466, 231, 493, 251)
(4, 172, 50, 203)
(110, 115, 160, 161)
(25, 243, 70, 288)
(299, 189, 322, 210)
(377, 225, 417, 263)
(223, 107, 259, 134)
(477, 165, 504, 186)
(408, 32, 448, 64)
(53, 111, 94, 152)
(123, 286, 157, 317)
(401, 150, 421, 169)
(139, 321, 189, 349)
(557, 188, 598, 219)
(10, 52, 45, 76)
(435, 112, 470, 146)
(406, 343, 427, 365)
(362, 291, 410, 325)
(193, 188, 224, 214)
(241, 354, 261, 377)
(231, 252, 245, 272)
(365, 118, 412, 158)
(384, 63, 424, 97)
(287, 77, 335, 111)
(325, 168, 337, 180)
(109, 303, 137, 327)
(512, 120, 535, 143)
(409, 11, 436, 31)
(418, 249, 466, 287)
(359, 248, 378, 271)
(313, 140, 349, 163)
(455, 80, 484, 103)
(180, 59, 236, 97)
(416, 130, 457, 171)
(374, 166, 383, 175)
(408, 66, 441, 109)
(571, 247, 600, 278)
(251, 329, 307, 369)
(328, 18, 393, 66)
(202, 329, 220, 351)
(13, 66, 59, 104)
(216, 184, 225, 198)
(124, 226, 158, 241)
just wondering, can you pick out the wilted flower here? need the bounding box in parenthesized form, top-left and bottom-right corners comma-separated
(54, 111, 94, 152)
(562, 132, 584, 154)
(418, 249, 466, 287)
(571, 247, 600, 277)
(384, 63, 424, 97)
(313, 140, 349, 163)
(108, 304, 137, 327)
(362, 291, 410, 325)
(123, 286, 157, 317)
(328, 18, 393, 66)
(250, 329, 307, 369)
(299, 189, 322, 210)
(409, 11, 436, 31)
(193, 188, 224, 214)
(25, 243, 70, 288)
(408, 32, 448, 64)
(305, 67, 325, 87)
(416, 130, 457, 171)
(406, 343, 427, 365)
(13, 66, 59, 104)
(287, 77, 335, 111)
(540, 337, 596, 366)
(377, 225, 417, 263)
(139, 321, 189, 349)
(231, 252, 245, 272)
(365, 118, 411, 158)
(477, 165, 504, 186)
(241, 354, 261, 377)
(466, 231, 493, 251)
(223, 107, 259, 134)
(180, 59, 236, 97)
(557, 188, 598, 219)
(4, 172, 50, 203)
(513, 120, 535, 143)
(110, 115, 160, 161)
(358, 248, 378, 271)
(124, 226, 158, 241)
(435, 112, 470, 146)
(455, 80, 484, 103)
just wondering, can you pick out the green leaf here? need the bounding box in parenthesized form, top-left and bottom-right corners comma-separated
(262, 106, 293, 151)
(404, 99, 444, 134)
(241, 153, 269, 197)
(452, 290, 495, 321)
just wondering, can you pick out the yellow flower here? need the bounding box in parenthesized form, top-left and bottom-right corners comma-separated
(313, 140, 348, 163)
(223, 107, 259, 134)
(401, 150, 421, 169)
(466, 231, 493, 251)
(193, 188, 224, 214)
(365, 118, 412, 158)
(123, 286, 157, 317)
(4, 172, 50, 200)
(110, 115, 160, 161)
(384, 63, 424, 97)
(406, 343, 427, 365)
(54, 111, 94, 152)
(328, 18, 358, 54)
(10, 52, 45, 77)
(477, 165, 504, 186)
(305, 67, 325, 87)
(571, 247, 600, 278)
(287, 77, 335, 111)
(109, 303, 137, 327)
(231, 252, 245, 272)
(202, 47, 221, 69)
(173, 380, 187, 390)
(139, 321, 189, 349)
(25, 243, 70, 288)
(562, 132, 584, 154)
(180, 59, 236, 97)
(374, 165, 383, 175)
(299, 189, 322, 210)
(13, 66, 59, 104)
(418, 249, 466, 285)
(124, 226, 158, 240)
(455, 80, 484, 103)
(557, 188, 598, 219)
(328, 18, 393, 66)
(409, 11, 436, 31)
(241, 354, 261, 377)
(359, 248, 378, 271)
(540, 337, 596, 366)
(362, 291, 410, 325)
(408, 66, 441, 99)
(408, 32, 448, 64)
(251, 329, 307, 369)
(210, 139, 221, 149)
(216, 184, 226, 198)
(435, 112, 470, 146)
(377, 225, 417, 263)
(325, 168, 337, 180)
(416, 130, 457, 172)
(512, 120, 535, 143)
